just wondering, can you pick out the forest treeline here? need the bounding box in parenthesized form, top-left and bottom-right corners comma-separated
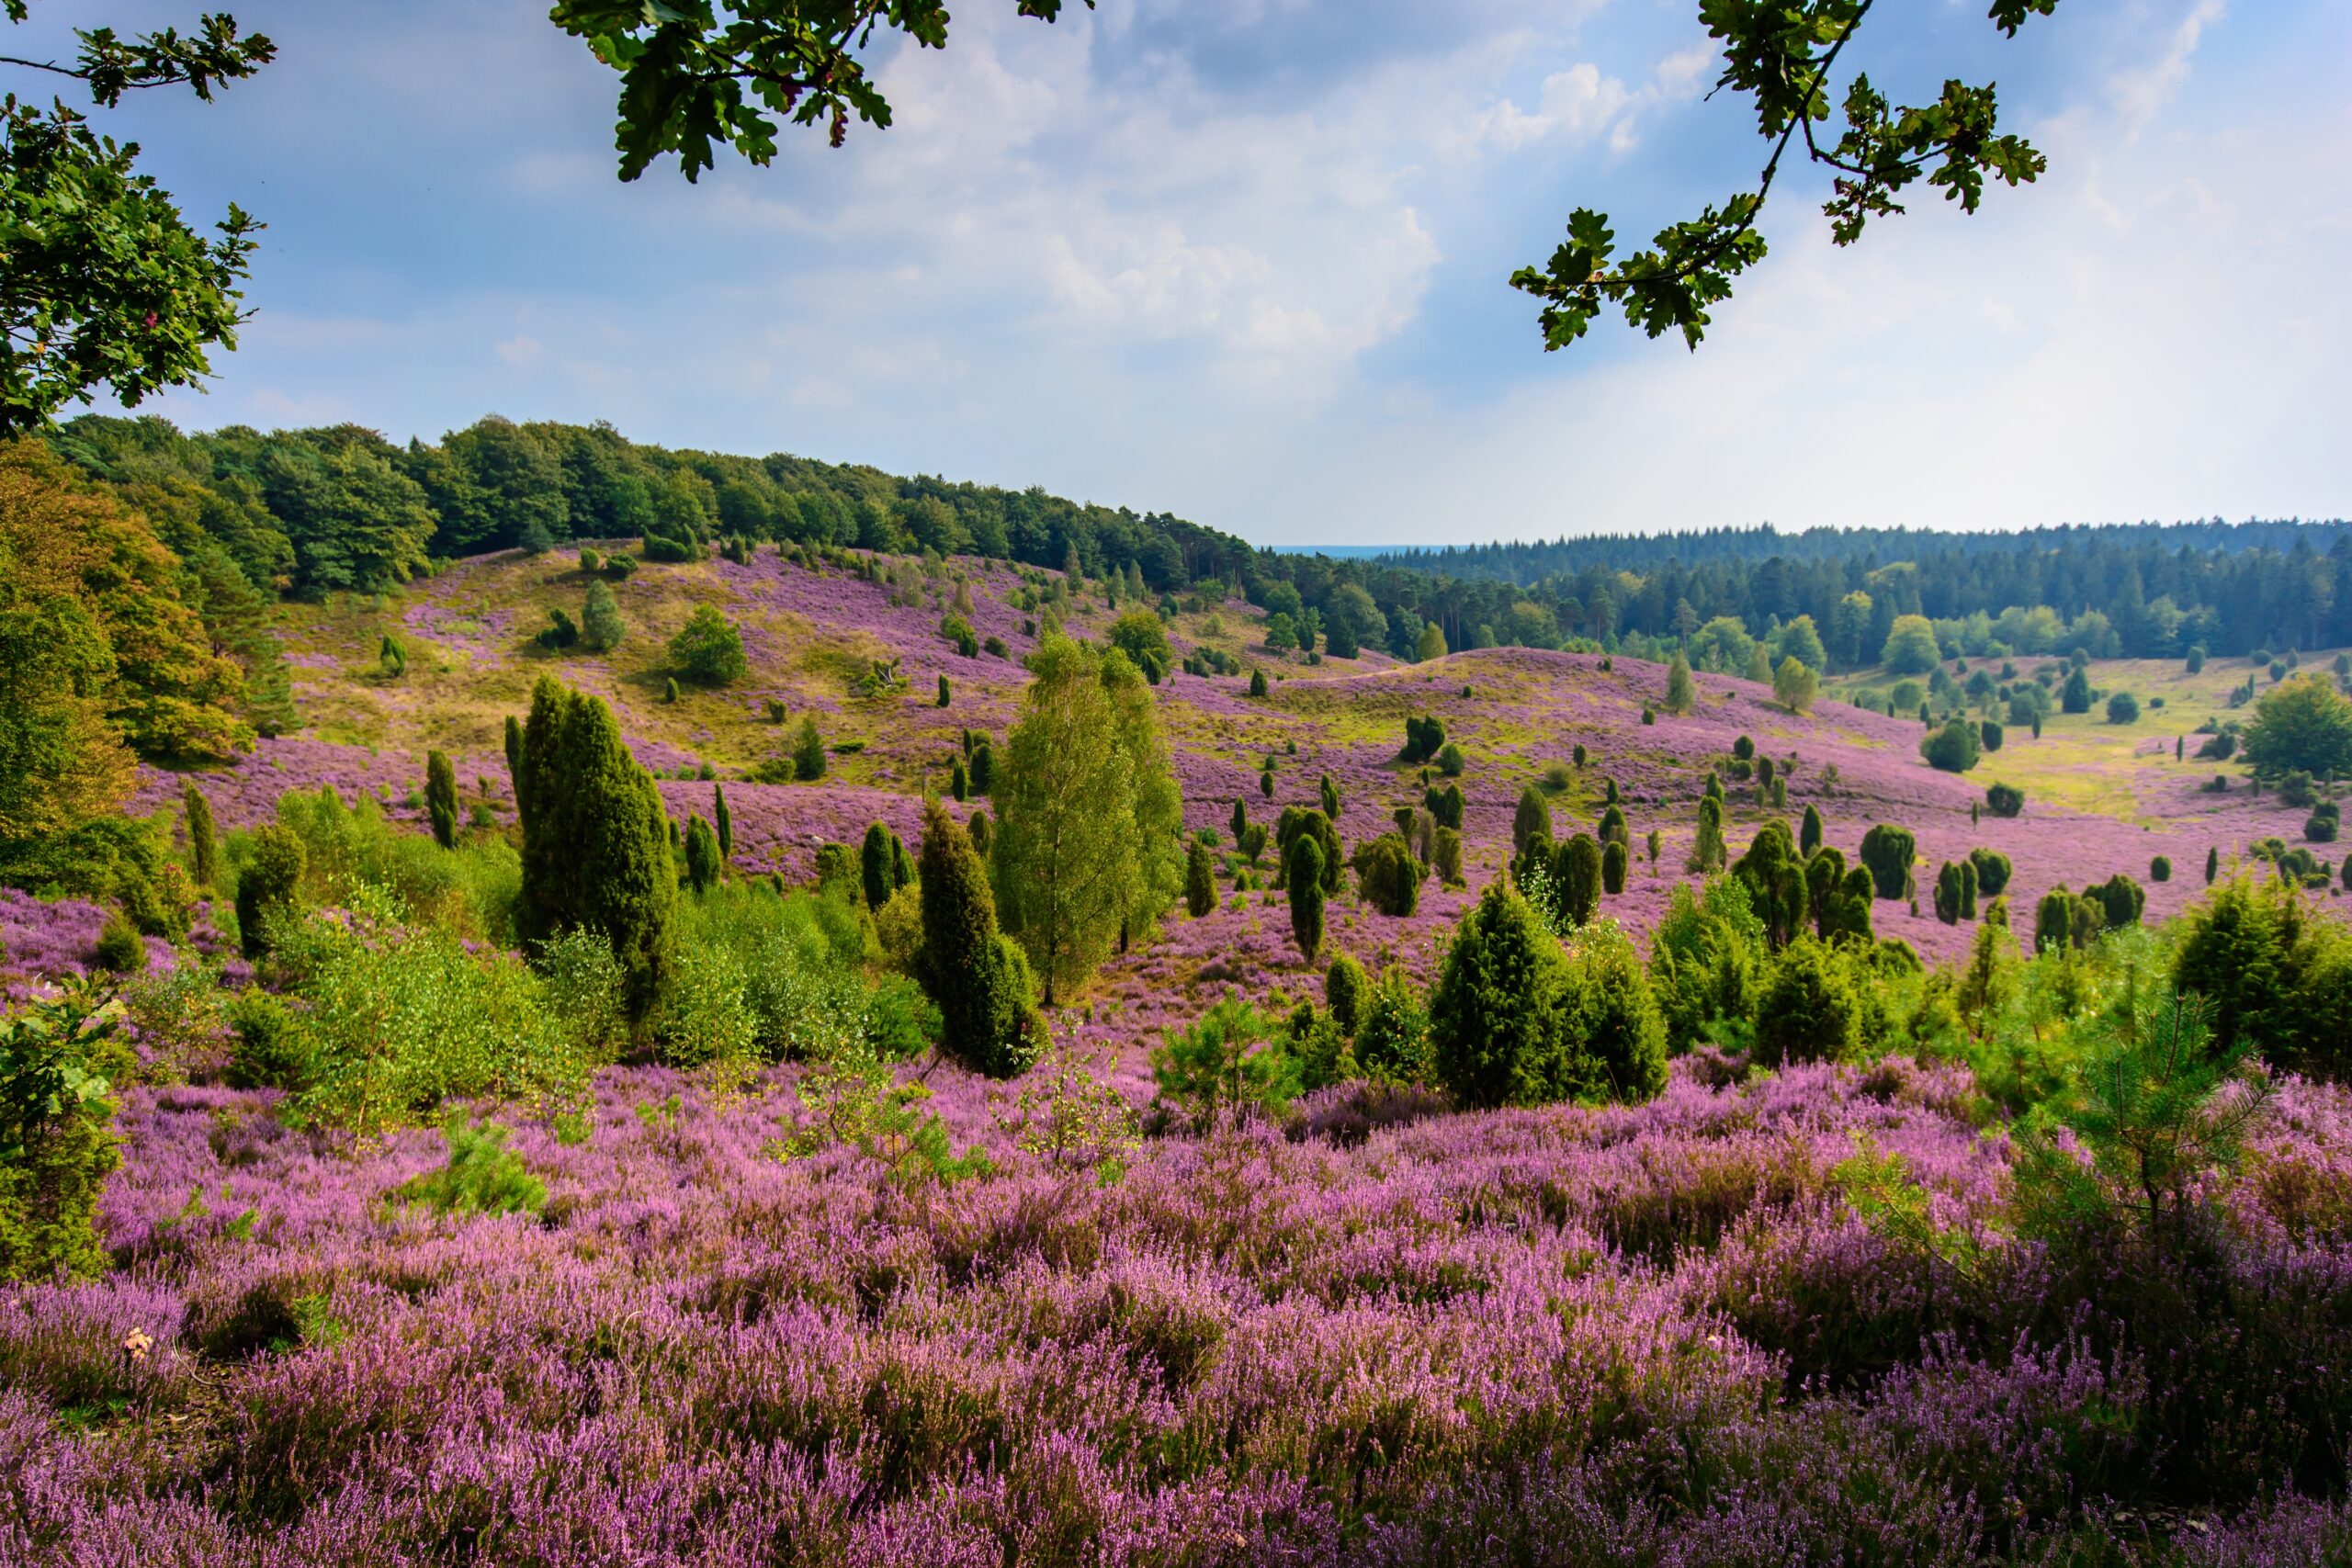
(45, 416, 2352, 691)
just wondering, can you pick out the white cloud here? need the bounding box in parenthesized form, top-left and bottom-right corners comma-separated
(2110, 0, 2227, 139)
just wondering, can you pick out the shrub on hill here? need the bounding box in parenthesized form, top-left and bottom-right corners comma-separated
(668, 604, 747, 685)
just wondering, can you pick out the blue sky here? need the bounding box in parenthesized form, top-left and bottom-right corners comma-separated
(17, 0, 2348, 544)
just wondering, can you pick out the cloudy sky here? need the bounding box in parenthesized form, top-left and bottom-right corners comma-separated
(23, 0, 2349, 544)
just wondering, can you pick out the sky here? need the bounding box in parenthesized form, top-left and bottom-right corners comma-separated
(16, 0, 2350, 546)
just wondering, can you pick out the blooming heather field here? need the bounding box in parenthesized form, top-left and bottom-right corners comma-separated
(4, 1053, 2349, 1563)
(107, 546, 2339, 1025)
(7, 547, 2351, 1564)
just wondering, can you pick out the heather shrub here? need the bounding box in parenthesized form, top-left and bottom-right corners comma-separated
(388, 1120, 546, 1217)
(0, 986, 122, 1283)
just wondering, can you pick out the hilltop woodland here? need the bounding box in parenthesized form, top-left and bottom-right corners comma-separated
(5, 417, 2352, 1559)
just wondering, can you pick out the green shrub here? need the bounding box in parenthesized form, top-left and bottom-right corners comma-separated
(2150, 855, 2171, 883)
(1436, 742, 1465, 777)
(1353, 833, 1421, 918)
(1430, 883, 1570, 1109)
(221, 988, 303, 1091)
(2087, 873, 2143, 930)
(1151, 997, 1299, 1129)
(93, 912, 145, 973)
(1324, 953, 1368, 1036)
(1552, 833, 1602, 927)
(1354, 966, 1432, 1085)
(669, 604, 747, 685)
(1969, 848, 2013, 897)
(1858, 824, 1915, 899)
(389, 1121, 545, 1217)
(271, 886, 606, 1140)
(1285, 837, 1326, 959)
(0, 986, 122, 1283)
(581, 581, 625, 652)
(1919, 716, 1982, 773)
(234, 823, 306, 960)
(1754, 937, 1862, 1068)
(1601, 839, 1627, 895)
(915, 800, 1039, 1078)
(792, 717, 827, 781)
(1559, 922, 1668, 1102)
(513, 679, 676, 1021)
(684, 815, 722, 894)
(1985, 783, 2026, 818)
(1432, 827, 1463, 886)
(2106, 691, 2139, 724)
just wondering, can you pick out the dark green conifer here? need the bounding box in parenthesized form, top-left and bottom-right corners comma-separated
(512, 678, 677, 1021)
(425, 750, 459, 849)
(916, 799, 1040, 1077)
(684, 815, 721, 894)
(713, 784, 732, 858)
(1799, 802, 1823, 857)
(1285, 836, 1325, 960)
(1325, 952, 1368, 1036)
(861, 823, 896, 910)
(1552, 833, 1602, 927)
(1430, 882, 1569, 1109)
(234, 824, 305, 960)
(1185, 838, 1216, 918)
(183, 783, 219, 893)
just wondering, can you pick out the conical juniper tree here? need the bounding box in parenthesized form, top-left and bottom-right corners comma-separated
(1285, 836, 1325, 961)
(182, 783, 219, 892)
(916, 798, 1040, 1077)
(425, 750, 459, 849)
(513, 677, 676, 1021)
